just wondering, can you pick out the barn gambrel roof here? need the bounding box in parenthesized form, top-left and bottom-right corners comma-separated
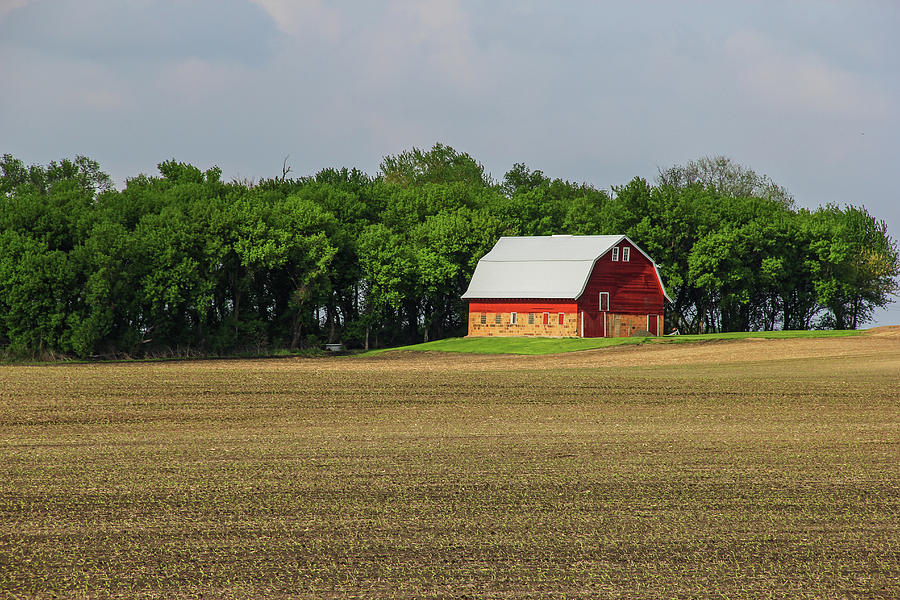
(461, 235, 671, 301)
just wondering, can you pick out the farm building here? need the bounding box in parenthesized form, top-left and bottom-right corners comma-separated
(462, 235, 671, 337)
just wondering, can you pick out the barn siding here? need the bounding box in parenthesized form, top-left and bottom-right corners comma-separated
(468, 300, 578, 314)
(577, 240, 665, 315)
(467, 300, 579, 337)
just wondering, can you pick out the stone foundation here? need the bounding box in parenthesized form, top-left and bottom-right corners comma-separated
(609, 313, 648, 337)
(467, 311, 662, 338)
(467, 310, 579, 337)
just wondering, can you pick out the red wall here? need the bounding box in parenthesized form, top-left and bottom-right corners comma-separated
(467, 300, 578, 313)
(577, 240, 665, 315)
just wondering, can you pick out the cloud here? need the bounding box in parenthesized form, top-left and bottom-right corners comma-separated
(362, 1, 500, 98)
(0, 0, 278, 65)
(156, 58, 255, 106)
(408, 0, 465, 36)
(405, 0, 484, 89)
(249, 1, 499, 96)
(724, 29, 893, 120)
(0, 0, 31, 18)
(248, 0, 341, 39)
(0, 41, 129, 112)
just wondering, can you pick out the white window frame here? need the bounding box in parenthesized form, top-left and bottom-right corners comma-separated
(599, 291, 610, 311)
(558, 312, 565, 325)
(510, 312, 517, 325)
(622, 247, 630, 262)
(611, 247, 619, 261)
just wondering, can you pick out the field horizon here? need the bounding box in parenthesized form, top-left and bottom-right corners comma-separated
(2, 333, 898, 598)
(2, 325, 889, 364)
(369, 326, 874, 356)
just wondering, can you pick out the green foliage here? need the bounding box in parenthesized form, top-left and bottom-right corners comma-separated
(805, 204, 899, 329)
(501, 162, 548, 196)
(657, 155, 793, 206)
(379, 142, 490, 188)
(0, 149, 897, 358)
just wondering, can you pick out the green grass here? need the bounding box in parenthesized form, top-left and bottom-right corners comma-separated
(370, 328, 864, 355)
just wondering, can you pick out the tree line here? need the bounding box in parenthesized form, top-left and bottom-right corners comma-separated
(1, 146, 897, 358)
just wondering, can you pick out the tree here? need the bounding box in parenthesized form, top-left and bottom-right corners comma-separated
(0, 155, 116, 357)
(412, 207, 506, 341)
(501, 163, 548, 197)
(0, 231, 75, 357)
(357, 223, 414, 349)
(807, 205, 899, 329)
(380, 143, 490, 188)
(657, 155, 793, 207)
(269, 194, 338, 348)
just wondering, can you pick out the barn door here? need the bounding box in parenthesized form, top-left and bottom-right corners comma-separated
(581, 312, 606, 337)
(647, 314, 658, 336)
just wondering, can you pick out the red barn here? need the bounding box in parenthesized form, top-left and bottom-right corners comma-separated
(462, 235, 670, 337)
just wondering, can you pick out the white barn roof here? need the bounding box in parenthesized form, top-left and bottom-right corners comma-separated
(462, 234, 670, 300)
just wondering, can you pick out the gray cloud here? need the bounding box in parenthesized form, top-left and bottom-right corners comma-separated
(0, 0, 278, 64)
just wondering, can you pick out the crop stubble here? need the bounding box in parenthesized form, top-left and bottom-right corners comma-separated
(1, 335, 898, 598)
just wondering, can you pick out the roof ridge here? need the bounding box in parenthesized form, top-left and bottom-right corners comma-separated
(481, 258, 597, 262)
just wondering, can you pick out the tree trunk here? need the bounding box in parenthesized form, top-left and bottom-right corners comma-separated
(405, 301, 418, 343)
(290, 309, 302, 349)
(327, 304, 336, 343)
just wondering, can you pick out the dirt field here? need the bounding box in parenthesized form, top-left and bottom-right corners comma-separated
(1, 333, 898, 598)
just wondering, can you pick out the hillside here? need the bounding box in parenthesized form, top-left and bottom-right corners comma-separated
(365, 328, 892, 367)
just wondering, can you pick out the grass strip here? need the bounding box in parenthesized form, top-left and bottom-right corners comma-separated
(368, 328, 864, 355)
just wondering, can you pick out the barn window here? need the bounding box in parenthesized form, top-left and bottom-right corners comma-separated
(622, 247, 630, 261)
(480, 313, 486, 324)
(599, 292, 610, 311)
(510, 312, 517, 325)
(528, 313, 534, 324)
(542, 312, 550, 325)
(611, 247, 619, 261)
(495, 313, 501, 324)
(558, 312, 565, 325)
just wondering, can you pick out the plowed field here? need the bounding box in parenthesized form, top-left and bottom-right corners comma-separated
(2, 333, 898, 598)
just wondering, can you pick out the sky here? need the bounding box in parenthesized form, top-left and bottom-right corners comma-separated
(2, 0, 899, 326)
